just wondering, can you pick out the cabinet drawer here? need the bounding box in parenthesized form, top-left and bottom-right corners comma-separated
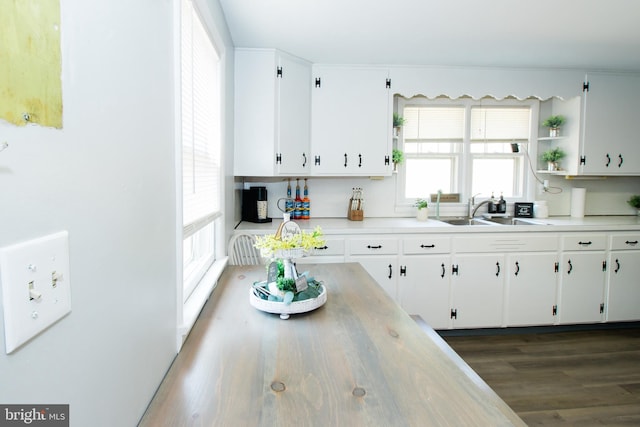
(610, 233, 640, 250)
(349, 238, 399, 255)
(403, 236, 451, 254)
(310, 238, 345, 256)
(561, 234, 607, 251)
(453, 234, 559, 253)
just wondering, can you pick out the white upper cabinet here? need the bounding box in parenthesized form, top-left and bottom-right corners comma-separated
(234, 49, 311, 176)
(311, 66, 392, 175)
(579, 73, 640, 175)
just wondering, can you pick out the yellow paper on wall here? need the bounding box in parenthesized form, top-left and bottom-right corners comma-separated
(0, 0, 63, 128)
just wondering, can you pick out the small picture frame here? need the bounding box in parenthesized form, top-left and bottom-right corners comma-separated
(514, 202, 534, 218)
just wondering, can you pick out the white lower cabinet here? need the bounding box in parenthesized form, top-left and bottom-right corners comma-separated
(245, 227, 640, 330)
(558, 234, 607, 324)
(348, 237, 399, 301)
(607, 234, 640, 322)
(301, 237, 346, 264)
(450, 253, 506, 328)
(398, 236, 452, 329)
(505, 252, 559, 326)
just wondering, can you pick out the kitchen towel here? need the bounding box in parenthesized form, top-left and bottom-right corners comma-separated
(570, 187, 586, 218)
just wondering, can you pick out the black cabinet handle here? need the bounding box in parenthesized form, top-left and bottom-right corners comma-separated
(452, 265, 459, 275)
(388, 264, 392, 279)
(420, 244, 435, 249)
(302, 153, 307, 167)
(626, 240, 638, 246)
(440, 263, 445, 278)
(495, 262, 501, 277)
(568, 260, 573, 274)
(614, 259, 621, 274)
(358, 153, 362, 168)
(605, 153, 611, 167)
(618, 154, 624, 168)
(314, 245, 328, 250)
(367, 245, 382, 249)
(578, 241, 592, 246)
(514, 261, 520, 276)
(344, 153, 348, 168)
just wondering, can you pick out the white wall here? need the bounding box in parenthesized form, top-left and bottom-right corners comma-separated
(0, 1, 234, 425)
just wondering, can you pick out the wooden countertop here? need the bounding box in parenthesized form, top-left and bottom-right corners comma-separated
(140, 263, 525, 426)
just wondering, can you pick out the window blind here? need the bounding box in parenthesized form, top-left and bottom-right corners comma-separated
(470, 107, 530, 140)
(403, 107, 465, 140)
(181, 0, 221, 236)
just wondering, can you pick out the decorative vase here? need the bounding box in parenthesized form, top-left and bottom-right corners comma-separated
(416, 208, 428, 221)
(547, 161, 558, 171)
(549, 127, 560, 137)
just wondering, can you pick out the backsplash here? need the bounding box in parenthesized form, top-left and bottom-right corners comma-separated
(235, 175, 640, 221)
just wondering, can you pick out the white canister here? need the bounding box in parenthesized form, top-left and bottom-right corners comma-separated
(533, 201, 548, 218)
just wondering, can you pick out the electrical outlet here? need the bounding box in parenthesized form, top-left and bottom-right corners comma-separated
(0, 231, 71, 354)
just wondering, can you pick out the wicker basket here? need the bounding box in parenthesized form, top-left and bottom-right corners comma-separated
(249, 284, 327, 320)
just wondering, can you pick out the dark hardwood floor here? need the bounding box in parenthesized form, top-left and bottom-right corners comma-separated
(442, 326, 640, 426)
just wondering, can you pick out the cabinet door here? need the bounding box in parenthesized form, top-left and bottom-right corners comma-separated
(451, 254, 505, 328)
(350, 256, 398, 302)
(311, 66, 392, 175)
(234, 49, 277, 176)
(398, 256, 451, 330)
(277, 53, 311, 175)
(506, 252, 558, 326)
(234, 49, 311, 177)
(558, 251, 606, 324)
(581, 73, 640, 175)
(607, 251, 640, 322)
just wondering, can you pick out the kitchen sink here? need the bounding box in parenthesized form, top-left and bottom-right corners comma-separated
(484, 217, 548, 226)
(438, 217, 499, 226)
(439, 217, 549, 226)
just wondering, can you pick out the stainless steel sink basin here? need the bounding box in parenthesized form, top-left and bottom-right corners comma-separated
(438, 217, 498, 226)
(484, 217, 548, 226)
(439, 217, 549, 226)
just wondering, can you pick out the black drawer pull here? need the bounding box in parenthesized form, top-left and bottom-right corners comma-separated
(440, 263, 446, 278)
(314, 245, 328, 250)
(578, 241, 592, 246)
(567, 260, 573, 274)
(367, 245, 382, 249)
(420, 244, 435, 249)
(625, 240, 638, 245)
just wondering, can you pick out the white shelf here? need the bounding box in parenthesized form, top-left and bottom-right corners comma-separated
(537, 136, 568, 141)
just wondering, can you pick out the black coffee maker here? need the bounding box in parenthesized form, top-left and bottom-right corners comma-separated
(241, 186, 272, 223)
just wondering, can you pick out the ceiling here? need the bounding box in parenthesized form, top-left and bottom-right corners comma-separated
(218, 0, 640, 72)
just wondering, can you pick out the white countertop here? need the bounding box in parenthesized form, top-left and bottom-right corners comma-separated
(235, 215, 640, 235)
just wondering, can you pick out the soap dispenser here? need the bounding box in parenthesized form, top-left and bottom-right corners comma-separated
(488, 192, 498, 214)
(498, 192, 507, 214)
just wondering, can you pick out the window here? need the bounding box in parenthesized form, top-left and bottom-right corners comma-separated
(180, 0, 222, 302)
(397, 97, 537, 206)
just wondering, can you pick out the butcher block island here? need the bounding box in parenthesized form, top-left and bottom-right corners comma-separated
(140, 263, 524, 426)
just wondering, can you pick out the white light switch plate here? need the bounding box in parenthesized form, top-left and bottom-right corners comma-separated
(0, 231, 72, 354)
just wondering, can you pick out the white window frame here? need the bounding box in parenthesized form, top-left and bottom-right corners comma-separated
(396, 96, 539, 214)
(175, 0, 226, 350)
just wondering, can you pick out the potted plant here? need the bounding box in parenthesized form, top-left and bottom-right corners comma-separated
(542, 115, 566, 137)
(414, 198, 429, 221)
(542, 147, 566, 171)
(393, 113, 406, 136)
(627, 195, 640, 215)
(392, 148, 404, 173)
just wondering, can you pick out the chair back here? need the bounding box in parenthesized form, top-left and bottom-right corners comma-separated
(228, 233, 262, 265)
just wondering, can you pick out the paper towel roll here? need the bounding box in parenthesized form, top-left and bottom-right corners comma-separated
(571, 188, 586, 218)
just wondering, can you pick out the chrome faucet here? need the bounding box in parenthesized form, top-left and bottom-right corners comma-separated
(468, 193, 491, 218)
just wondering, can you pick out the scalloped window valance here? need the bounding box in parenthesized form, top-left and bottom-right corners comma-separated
(390, 66, 586, 101)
